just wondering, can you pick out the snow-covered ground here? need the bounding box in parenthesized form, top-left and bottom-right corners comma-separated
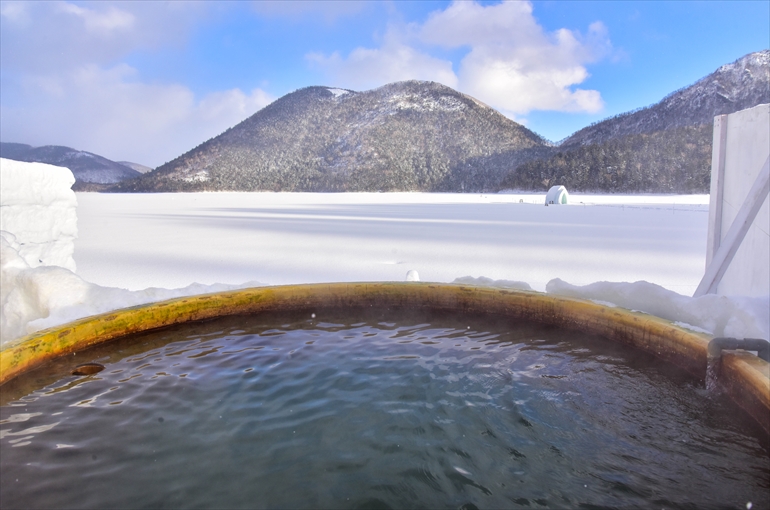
(70, 191, 769, 341)
(75, 192, 710, 294)
(3, 184, 768, 345)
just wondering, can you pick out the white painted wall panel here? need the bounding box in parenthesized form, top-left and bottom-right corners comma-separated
(706, 104, 770, 297)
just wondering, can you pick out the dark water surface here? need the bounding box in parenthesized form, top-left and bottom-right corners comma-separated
(1, 310, 768, 509)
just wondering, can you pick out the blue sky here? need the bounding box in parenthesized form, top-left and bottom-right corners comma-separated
(1, 1, 767, 167)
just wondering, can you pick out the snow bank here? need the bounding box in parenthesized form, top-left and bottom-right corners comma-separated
(2, 254, 766, 345)
(0, 160, 263, 345)
(0, 235, 262, 344)
(453, 275, 532, 291)
(457, 276, 769, 340)
(545, 279, 769, 340)
(0, 158, 78, 271)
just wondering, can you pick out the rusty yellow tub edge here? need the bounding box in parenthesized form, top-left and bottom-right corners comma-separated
(1, 282, 767, 432)
(720, 351, 770, 435)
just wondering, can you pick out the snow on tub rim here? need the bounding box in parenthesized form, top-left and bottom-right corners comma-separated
(0, 282, 767, 433)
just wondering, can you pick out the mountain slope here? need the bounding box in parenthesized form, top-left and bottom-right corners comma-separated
(0, 143, 142, 184)
(499, 50, 769, 193)
(115, 81, 549, 192)
(561, 50, 769, 148)
(501, 124, 712, 193)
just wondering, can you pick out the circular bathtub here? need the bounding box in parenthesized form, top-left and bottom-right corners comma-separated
(1, 283, 768, 509)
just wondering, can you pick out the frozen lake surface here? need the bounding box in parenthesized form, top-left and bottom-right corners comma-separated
(75, 192, 710, 295)
(7, 190, 768, 347)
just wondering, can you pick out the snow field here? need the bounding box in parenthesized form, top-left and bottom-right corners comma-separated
(68, 191, 769, 340)
(1, 170, 767, 345)
(74, 191, 710, 294)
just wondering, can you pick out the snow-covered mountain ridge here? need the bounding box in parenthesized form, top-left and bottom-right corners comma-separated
(115, 81, 550, 193)
(117, 51, 768, 194)
(561, 50, 769, 148)
(0, 143, 143, 185)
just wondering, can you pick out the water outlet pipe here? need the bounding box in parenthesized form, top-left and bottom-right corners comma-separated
(708, 338, 770, 362)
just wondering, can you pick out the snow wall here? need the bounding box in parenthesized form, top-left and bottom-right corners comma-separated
(706, 104, 770, 297)
(0, 158, 78, 271)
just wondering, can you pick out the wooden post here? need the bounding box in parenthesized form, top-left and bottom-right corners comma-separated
(694, 156, 770, 297)
(706, 114, 729, 267)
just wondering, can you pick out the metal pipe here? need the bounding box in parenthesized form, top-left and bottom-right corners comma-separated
(708, 337, 770, 362)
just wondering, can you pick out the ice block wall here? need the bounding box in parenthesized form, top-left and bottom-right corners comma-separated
(0, 158, 78, 271)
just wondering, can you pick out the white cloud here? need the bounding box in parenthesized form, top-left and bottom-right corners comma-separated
(0, 1, 273, 167)
(197, 88, 275, 123)
(307, 26, 458, 90)
(57, 3, 135, 34)
(423, 1, 610, 114)
(0, 1, 30, 24)
(1, 64, 274, 167)
(309, 0, 611, 115)
(0, 1, 207, 73)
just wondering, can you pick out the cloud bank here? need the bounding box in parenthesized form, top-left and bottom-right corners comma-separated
(1, 0, 612, 167)
(0, 1, 273, 167)
(1, 64, 273, 169)
(309, 1, 611, 119)
(307, 24, 459, 90)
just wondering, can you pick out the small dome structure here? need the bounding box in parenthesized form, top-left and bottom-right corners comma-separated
(545, 185, 569, 205)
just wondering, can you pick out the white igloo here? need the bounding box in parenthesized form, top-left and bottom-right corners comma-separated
(545, 185, 569, 205)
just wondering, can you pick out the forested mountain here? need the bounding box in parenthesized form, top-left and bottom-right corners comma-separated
(113, 81, 550, 193)
(560, 50, 769, 148)
(0, 143, 142, 185)
(501, 125, 712, 193)
(499, 50, 769, 192)
(115, 51, 768, 194)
